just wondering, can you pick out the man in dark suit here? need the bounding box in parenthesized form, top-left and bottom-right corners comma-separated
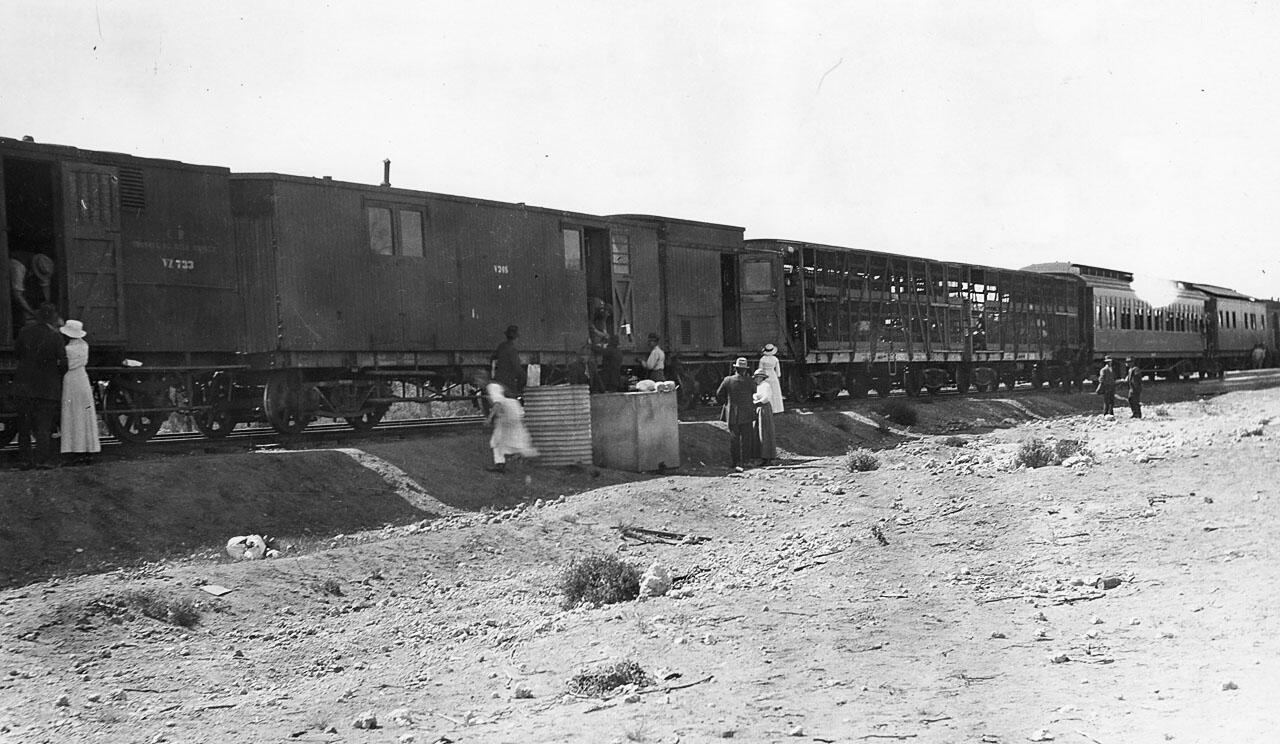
(15, 303, 67, 469)
(715, 357, 756, 470)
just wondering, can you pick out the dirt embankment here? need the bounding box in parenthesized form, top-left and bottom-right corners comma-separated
(1, 377, 1277, 743)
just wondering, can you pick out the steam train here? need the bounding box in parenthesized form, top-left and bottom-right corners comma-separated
(2, 136, 1276, 444)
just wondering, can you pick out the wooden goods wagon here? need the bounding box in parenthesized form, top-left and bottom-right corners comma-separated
(1, 136, 241, 443)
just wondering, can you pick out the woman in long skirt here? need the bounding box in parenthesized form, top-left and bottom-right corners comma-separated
(759, 343, 784, 413)
(59, 319, 100, 464)
(752, 369, 777, 466)
(485, 383, 537, 472)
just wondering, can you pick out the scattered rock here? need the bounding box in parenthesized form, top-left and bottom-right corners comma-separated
(1223, 680, 1238, 691)
(639, 563, 673, 598)
(1050, 654, 1070, 664)
(54, 694, 70, 707)
(388, 707, 413, 727)
(789, 725, 806, 736)
(514, 685, 534, 699)
(1029, 728, 1055, 741)
(990, 631, 1007, 639)
(352, 711, 378, 729)
(1090, 615, 1104, 625)
(1096, 577, 1122, 590)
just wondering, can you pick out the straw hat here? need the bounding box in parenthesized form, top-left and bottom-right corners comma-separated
(762, 343, 778, 355)
(59, 319, 86, 338)
(733, 357, 751, 370)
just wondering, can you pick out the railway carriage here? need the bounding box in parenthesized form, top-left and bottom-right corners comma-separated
(750, 239, 1084, 399)
(1189, 283, 1273, 373)
(1, 136, 243, 444)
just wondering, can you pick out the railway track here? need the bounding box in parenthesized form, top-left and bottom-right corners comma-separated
(6, 369, 1278, 464)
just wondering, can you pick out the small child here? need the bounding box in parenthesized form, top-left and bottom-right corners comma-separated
(485, 383, 537, 472)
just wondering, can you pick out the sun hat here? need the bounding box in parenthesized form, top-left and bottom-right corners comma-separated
(762, 343, 777, 355)
(59, 319, 86, 338)
(752, 368, 767, 378)
(733, 357, 750, 369)
(31, 253, 53, 281)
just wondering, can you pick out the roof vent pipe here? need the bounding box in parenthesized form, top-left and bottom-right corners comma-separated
(381, 159, 391, 187)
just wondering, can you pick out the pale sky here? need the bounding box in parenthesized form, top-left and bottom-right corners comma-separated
(3, 0, 1278, 299)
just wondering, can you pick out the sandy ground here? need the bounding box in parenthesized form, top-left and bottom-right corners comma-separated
(1, 382, 1278, 744)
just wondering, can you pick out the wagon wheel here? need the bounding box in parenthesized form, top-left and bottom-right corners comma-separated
(193, 372, 236, 439)
(263, 373, 313, 435)
(787, 371, 813, 403)
(103, 381, 165, 444)
(902, 369, 922, 398)
(345, 404, 390, 431)
(845, 373, 869, 399)
(0, 415, 16, 447)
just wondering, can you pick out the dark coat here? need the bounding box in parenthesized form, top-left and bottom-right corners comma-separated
(491, 339, 522, 392)
(715, 371, 756, 426)
(15, 322, 68, 400)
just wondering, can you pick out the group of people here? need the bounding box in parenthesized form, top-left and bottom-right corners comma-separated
(715, 343, 785, 470)
(1094, 356, 1143, 419)
(12, 303, 101, 469)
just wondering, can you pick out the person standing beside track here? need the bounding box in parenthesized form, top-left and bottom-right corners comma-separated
(59, 319, 101, 464)
(490, 324, 523, 397)
(641, 332, 666, 382)
(14, 303, 67, 469)
(715, 357, 756, 471)
(1096, 356, 1116, 416)
(758, 343, 784, 414)
(1124, 358, 1143, 419)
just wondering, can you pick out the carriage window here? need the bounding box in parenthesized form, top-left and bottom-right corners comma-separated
(367, 203, 425, 257)
(368, 207, 394, 255)
(400, 211, 424, 257)
(742, 260, 773, 292)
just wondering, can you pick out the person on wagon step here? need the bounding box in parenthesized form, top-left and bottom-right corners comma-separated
(1096, 356, 1116, 416)
(714, 357, 757, 470)
(59, 318, 101, 464)
(758, 343, 784, 413)
(14, 303, 68, 469)
(1124, 358, 1143, 419)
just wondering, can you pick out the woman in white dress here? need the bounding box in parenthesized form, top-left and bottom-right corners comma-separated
(758, 343, 784, 413)
(59, 319, 101, 463)
(485, 383, 537, 472)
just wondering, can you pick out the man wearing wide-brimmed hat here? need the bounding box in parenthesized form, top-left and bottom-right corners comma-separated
(714, 357, 756, 470)
(1095, 356, 1116, 416)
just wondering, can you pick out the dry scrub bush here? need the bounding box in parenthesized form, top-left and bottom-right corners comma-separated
(943, 435, 967, 447)
(122, 589, 202, 627)
(558, 553, 641, 609)
(1014, 438, 1085, 469)
(567, 659, 653, 697)
(1014, 439, 1056, 469)
(876, 400, 919, 427)
(846, 448, 880, 472)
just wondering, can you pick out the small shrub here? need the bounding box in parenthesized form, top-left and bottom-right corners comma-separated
(1052, 439, 1083, 460)
(318, 579, 343, 597)
(1152, 405, 1170, 418)
(846, 448, 880, 472)
(1014, 439, 1056, 469)
(943, 435, 967, 448)
(558, 554, 641, 609)
(567, 660, 653, 697)
(876, 399, 918, 427)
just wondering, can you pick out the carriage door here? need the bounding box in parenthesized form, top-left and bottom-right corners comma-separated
(61, 162, 125, 342)
(738, 254, 779, 349)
